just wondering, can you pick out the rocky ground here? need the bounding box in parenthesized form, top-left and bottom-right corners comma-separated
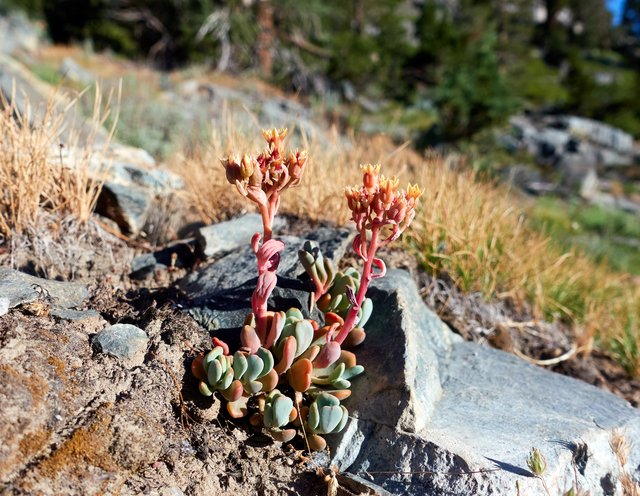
(0, 217, 374, 496)
(1, 213, 640, 495)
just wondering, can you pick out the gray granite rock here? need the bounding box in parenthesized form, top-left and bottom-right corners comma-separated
(181, 224, 354, 344)
(196, 213, 286, 259)
(108, 162, 184, 192)
(59, 57, 95, 85)
(0, 13, 40, 55)
(96, 181, 152, 235)
(50, 308, 101, 321)
(92, 323, 149, 361)
(331, 270, 640, 496)
(0, 268, 89, 309)
(560, 115, 634, 155)
(0, 297, 8, 316)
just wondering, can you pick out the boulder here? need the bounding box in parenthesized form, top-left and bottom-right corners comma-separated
(0, 297, 8, 316)
(330, 270, 640, 496)
(180, 223, 354, 339)
(196, 213, 286, 259)
(59, 57, 95, 86)
(92, 324, 149, 363)
(555, 141, 599, 190)
(95, 181, 153, 235)
(560, 116, 634, 155)
(0, 13, 40, 55)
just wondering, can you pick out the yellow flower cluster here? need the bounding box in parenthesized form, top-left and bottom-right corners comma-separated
(345, 163, 422, 242)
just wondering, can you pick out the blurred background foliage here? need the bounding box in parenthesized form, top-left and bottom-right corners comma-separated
(3, 0, 640, 141)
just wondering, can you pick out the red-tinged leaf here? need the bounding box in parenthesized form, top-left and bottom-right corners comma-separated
(227, 396, 248, 418)
(288, 406, 298, 423)
(191, 354, 207, 380)
(313, 341, 341, 368)
(221, 380, 243, 402)
(308, 434, 327, 451)
(288, 358, 312, 392)
(371, 258, 387, 279)
(257, 239, 285, 272)
(259, 369, 279, 392)
(251, 232, 262, 254)
(264, 311, 284, 349)
(270, 428, 296, 443)
(211, 337, 229, 355)
(327, 389, 352, 401)
(343, 328, 366, 348)
(324, 312, 344, 326)
(352, 234, 367, 261)
(299, 344, 320, 362)
(241, 325, 261, 354)
(274, 336, 296, 374)
(338, 350, 357, 369)
(316, 293, 332, 313)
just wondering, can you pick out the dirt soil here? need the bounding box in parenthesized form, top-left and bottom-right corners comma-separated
(1, 215, 638, 496)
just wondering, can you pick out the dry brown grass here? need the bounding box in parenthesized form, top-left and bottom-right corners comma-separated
(0, 84, 117, 238)
(176, 123, 640, 376)
(610, 429, 640, 495)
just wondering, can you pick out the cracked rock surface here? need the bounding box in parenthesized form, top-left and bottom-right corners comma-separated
(331, 270, 640, 496)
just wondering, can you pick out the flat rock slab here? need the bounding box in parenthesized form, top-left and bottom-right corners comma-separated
(180, 224, 354, 338)
(332, 270, 640, 496)
(196, 213, 286, 259)
(0, 268, 89, 310)
(92, 324, 149, 363)
(50, 308, 101, 321)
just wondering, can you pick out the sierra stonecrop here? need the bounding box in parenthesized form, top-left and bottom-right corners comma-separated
(192, 129, 422, 451)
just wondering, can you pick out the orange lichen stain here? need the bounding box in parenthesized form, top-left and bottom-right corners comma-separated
(47, 356, 66, 377)
(0, 428, 51, 481)
(18, 428, 52, 460)
(0, 364, 49, 409)
(36, 406, 118, 481)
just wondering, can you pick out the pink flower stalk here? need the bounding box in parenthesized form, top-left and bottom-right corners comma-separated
(334, 164, 422, 345)
(222, 128, 308, 341)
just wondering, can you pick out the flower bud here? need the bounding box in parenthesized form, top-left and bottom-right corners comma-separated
(361, 164, 380, 190)
(240, 154, 254, 179)
(222, 155, 243, 185)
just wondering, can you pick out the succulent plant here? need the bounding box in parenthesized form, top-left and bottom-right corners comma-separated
(298, 240, 335, 309)
(307, 392, 349, 435)
(263, 389, 295, 429)
(335, 164, 422, 344)
(311, 350, 364, 390)
(194, 133, 423, 451)
(317, 267, 373, 330)
(232, 347, 276, 395)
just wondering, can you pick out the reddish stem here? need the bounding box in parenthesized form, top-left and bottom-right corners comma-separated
(253, 193, 281, 339)
(335, 226, 380, 344)
(260, 204, 273, 244)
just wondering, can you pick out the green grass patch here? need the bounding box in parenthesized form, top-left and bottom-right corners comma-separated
(29, 62, 62, 86)
(530, 197, 640, 275)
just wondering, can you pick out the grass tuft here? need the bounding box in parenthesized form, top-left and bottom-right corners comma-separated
(0, 83, 118, 238)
